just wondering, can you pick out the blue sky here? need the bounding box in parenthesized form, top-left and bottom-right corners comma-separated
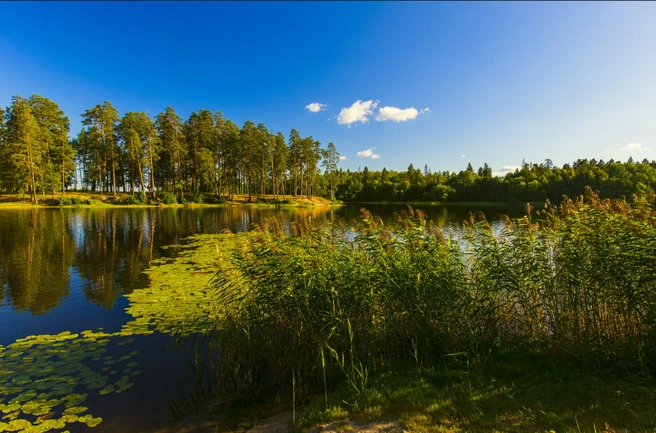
(1, 2, 655, 175)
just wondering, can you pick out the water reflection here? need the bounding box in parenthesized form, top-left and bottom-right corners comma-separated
(0, 209, 75, 314)
(0, 204, 526, 318)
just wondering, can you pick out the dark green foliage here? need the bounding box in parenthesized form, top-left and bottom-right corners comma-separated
(335, 158, 656, 203)
(206, 195, 226, 204)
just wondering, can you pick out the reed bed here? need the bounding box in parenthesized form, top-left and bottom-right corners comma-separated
(195, 188, 656, 412)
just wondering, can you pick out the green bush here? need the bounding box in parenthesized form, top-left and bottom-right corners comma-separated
(72, 197, 83, 205)
(193, 191, 204, 204)
(161, 191, 178, 205)
(56, 196, 72, 206)
(125, 191, 148, 205)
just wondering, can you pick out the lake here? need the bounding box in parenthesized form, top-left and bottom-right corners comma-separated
(0, 204, 525, 432)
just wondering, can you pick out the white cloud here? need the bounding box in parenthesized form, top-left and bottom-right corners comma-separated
(337, 100, 378, 125)
(357, 148, 375, 157)
(620, 142, 650, 152)
(357, 147, 381, 159)
(339, 156, 347, 160)
(375, 105, 430, 122)
(376, 106, 419, 122)
(461, 154, 466, 158)
(492, 165, 522, 177)
(305, 102, 327, 113)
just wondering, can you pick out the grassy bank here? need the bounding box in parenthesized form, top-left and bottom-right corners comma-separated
(172, 187, 656, 432)
(0, 192, 337, 209)
(300, 358, 656, 433)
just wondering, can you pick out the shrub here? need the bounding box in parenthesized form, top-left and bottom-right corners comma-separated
(72, 197, 83, 205)
(56, 196, 72, 206)
(124, 192, 148, 205)
(193, 191, 204, 204)
(161, 191, 178, 205)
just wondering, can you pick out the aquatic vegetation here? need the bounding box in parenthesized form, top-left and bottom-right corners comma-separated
(0, 231, 248, 431)
(119, 233, 251, 336)
(167, 190, 656, 431)
(0, 331, 140, 431)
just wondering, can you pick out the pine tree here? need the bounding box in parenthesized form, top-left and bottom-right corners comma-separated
(5, 96, 41, 203)
(322, 142, 340, 201)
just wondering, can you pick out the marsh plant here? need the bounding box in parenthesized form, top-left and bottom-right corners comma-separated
(181, 189, 656, 415)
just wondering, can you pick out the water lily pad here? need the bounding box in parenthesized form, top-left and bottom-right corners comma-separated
(86, 417, 102, 427)
(38, 418, 66, 429)
(1, 403, 20, 414)
(60, 414, 79, 423)
(62, 406, 87, 415)
(6, 419, 31, 430)
(98, 386, 114, 396)
(16, 390, 36, 402)
(2, 411, 19, 421)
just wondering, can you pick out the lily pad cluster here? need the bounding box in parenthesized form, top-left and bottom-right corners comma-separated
(0, 331, 140, 432)
(120, 233, 250, 336)
(0, 233, 249, 432)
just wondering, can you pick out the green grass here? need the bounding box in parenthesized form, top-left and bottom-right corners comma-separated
(300, 354, 656, 432)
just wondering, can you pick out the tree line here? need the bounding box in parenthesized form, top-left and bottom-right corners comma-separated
(0, 95, 340, 203)
(335, 158, 656, 204)
(2, 94, 655, 205)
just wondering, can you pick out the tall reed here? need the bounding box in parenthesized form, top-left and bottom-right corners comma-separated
(195, 189, 656, 408)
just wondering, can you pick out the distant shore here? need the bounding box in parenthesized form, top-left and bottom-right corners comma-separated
(0, 192, 338, 209)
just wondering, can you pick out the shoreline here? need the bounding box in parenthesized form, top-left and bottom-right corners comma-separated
(0, 193, 340, 209)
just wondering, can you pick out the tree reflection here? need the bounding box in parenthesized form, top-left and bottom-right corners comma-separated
(0, 209, 75, 314)
(0, 206, 337, 315)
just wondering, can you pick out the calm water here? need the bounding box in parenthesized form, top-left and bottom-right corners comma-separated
(0, 204, 524, 431)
